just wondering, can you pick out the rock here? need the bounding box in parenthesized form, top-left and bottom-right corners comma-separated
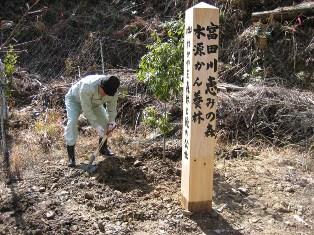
(216, 203, 227, 213)
(78, 182, 85, 189)
(46, 211, 55, 219)
(98, 222, 105, 232)
(273, 202, 290, 213)
(39, 187, 46, 192)
(250, 218, 260, 223)
(182, 210, 193, 216)
(231, 188, 238, 194)
(175, 167, 181, 176)
(95, 204, 106, 211)
(58, 191, 69, 196)
(284, 186, 295, 193)
(114, 190, 123, 196)
(296, 205, 305, 215)
(116, 221, 122, 226)
(238, 187, 248, 195)
(293, 214, 310, 227)
(71, 225, 79, 231)
(32, 186, 38, 192)
(284, 220, 296, 227)
(50, 183, 57, 190)
(133, 160, 143, 167)
(85, 192, 94, 200)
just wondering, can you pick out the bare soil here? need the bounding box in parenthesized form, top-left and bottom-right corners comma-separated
(0, 121, 313, 235)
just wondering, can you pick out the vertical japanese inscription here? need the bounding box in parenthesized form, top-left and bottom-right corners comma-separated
(183, 25, 193, 160)
(192, 21, 218, 139)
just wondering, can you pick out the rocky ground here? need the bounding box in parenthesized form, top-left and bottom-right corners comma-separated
(0, 121, 313, 235)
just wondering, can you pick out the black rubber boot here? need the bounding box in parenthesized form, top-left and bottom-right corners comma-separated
(99, 138, 114, 156)
(67, 145, 76, 167)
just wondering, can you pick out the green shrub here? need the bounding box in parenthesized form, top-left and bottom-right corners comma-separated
(137, 17, 184, 102)
(137, 17, 184, 156)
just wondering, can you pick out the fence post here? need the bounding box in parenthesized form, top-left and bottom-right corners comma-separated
(100, 40, 105, 74)
(0, 59, 9, 168)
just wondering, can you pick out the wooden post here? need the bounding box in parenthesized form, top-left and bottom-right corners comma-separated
(181, 2, 219, 212)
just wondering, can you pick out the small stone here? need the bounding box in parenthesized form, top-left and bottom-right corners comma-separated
(273, 202, 290, 213)
(98, 222, 105, 232)
(95, 204, 106, 211)
(133, 160, 143, 167)
(85, 192, 94, 200)
(50, 183, 57, 190)
(293, 214, 309, 227)
(116, 221, 122, 226)
(250, 218, 260, 223)
(231, 188, 238, 194)
(216, 203, 227, 213)
(238, 187, 248, 195)
(32, 186, 38, 192)
(284, 220, 296, 227)
(175, 167, 181, 176)
(46, 211, 55, 219)
(182, 210, 193, 216)
(39, 187, 46, 193)
(59, 191, 69, 196)
(284, 187, 295, 193)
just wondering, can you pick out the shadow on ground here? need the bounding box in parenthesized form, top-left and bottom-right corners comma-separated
(191, 210, 243, 235)
(189, 171, 247, 235)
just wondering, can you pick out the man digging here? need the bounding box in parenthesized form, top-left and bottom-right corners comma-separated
(64, 75, 120, 167)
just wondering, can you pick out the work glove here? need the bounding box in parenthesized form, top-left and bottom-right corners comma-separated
(107, 122, 116, 132)
(95, 124, 105, 137)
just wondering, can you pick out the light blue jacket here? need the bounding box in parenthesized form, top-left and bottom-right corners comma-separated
(66, 75, 118, 127)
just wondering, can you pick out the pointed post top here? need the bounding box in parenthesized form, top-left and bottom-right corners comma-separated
(192, 2, 218, 9)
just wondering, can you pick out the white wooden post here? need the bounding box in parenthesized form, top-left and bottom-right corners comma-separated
(181, 2, 219, 212)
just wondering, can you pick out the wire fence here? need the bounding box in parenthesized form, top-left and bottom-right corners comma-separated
(4, 33, 147, 82)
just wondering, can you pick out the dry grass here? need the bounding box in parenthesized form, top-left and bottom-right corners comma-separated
(7, 142, 43, 180)
(34, 109, 64, 152)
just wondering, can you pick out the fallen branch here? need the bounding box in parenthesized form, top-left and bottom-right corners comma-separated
(252, 2, 314, 21)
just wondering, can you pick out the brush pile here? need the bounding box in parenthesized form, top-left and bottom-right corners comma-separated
(218, 85, 314, 146)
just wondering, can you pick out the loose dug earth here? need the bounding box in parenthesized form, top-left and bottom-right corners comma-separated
(0, 126, 313, 235)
